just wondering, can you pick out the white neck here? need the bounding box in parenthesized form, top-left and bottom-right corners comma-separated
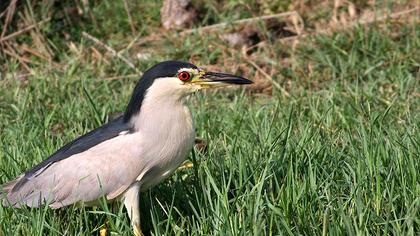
(126, 77, 196, 189)
(129, 78, 195, 144)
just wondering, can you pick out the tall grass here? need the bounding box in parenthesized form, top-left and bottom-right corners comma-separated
(1, 11, 419, 236)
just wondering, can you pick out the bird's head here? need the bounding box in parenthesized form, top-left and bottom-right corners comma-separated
(145, 60, 252, 92)
(124, 61, 252, 121)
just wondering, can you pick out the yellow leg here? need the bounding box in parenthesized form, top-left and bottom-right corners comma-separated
(123, 183, 143, 236)
(178, 160, 194, 170)
(99, 224, 107, 236)
(133, 223, 143, 236)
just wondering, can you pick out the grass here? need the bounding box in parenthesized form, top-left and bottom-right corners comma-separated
(1, 1, 419, 235)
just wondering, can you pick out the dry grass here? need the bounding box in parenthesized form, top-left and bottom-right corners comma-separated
(1, 0, 418, 85)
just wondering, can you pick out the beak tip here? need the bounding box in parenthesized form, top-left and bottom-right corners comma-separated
(236, 77, 253, 85)
(244, 79, 254, 84)
(204, 71, 253, 85)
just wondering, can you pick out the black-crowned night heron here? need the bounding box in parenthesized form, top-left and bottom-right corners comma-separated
(1, 61, 252, 235)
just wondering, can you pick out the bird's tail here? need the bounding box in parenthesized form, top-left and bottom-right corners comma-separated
(1, 175, 25, 207)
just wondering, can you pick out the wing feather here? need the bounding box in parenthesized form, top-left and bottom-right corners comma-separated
(11, 115, 131, 192)
(2, 131, 145, 208)
(1, 115, 146, 208)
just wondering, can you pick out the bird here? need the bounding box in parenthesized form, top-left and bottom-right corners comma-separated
(0, 60, 252, 236)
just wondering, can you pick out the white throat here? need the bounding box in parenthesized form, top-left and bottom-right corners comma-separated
(130, 78, 194, 133)
(128, 78, 196, 189)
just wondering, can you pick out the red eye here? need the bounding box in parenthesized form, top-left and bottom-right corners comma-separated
(178, 71, 190, 81)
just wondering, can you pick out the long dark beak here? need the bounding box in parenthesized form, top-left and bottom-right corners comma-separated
(204, 72, 253, 85)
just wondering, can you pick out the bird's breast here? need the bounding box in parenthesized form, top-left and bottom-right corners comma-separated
(133, 103, 195, 190)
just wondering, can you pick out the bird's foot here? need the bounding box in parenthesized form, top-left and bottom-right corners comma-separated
(178, 160, 193, 170)
(133, 223, 144, 236)
(99, 223, 107, 236)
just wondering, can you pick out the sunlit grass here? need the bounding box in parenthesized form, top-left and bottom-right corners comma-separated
(1, 21, 419, 236)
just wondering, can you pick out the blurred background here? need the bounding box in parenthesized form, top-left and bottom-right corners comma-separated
(0, 1, 419, 235)
(0, 0, 417, 87)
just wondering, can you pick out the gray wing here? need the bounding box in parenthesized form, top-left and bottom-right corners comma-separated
(1, 115, 144, 208)
(12, 115, 131, 191)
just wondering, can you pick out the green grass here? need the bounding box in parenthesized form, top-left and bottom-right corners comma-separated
(1, 3, 419, 235)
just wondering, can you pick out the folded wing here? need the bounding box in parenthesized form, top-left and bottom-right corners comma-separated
(1, 116, 144, 208)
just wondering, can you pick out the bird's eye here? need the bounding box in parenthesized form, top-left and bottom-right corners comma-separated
(178, 71, 191, 81)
